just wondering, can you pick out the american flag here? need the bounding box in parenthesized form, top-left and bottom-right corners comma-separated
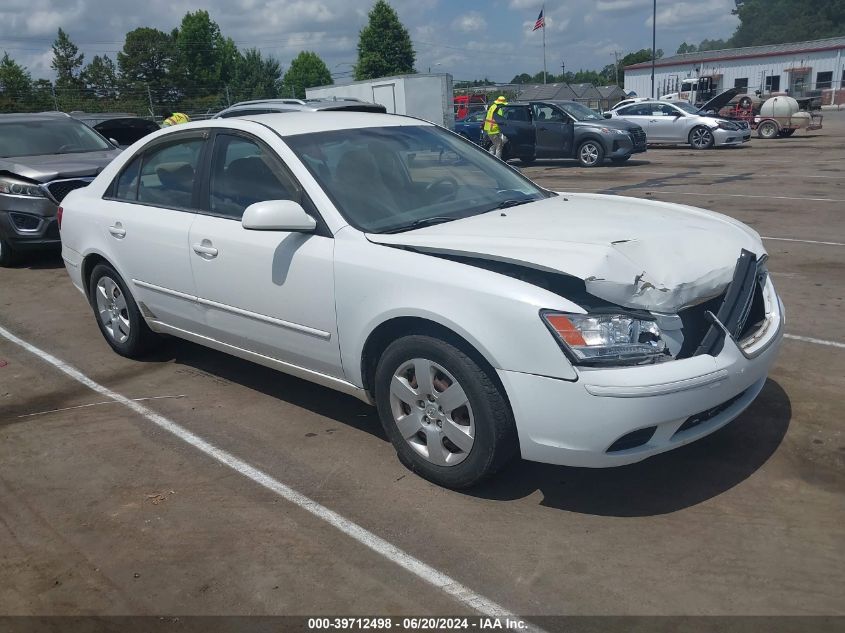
(533, 8, 545, 31)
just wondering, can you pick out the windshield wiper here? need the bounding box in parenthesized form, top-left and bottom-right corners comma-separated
(382, 216, 457, 234)
(493, 198, 534, 210)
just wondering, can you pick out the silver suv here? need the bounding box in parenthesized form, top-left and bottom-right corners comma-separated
(214, 98, 387, 119)
(0, 112, 122, 266)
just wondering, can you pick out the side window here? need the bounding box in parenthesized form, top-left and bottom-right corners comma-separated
(208, 134, 299, 220)
(113, 155, 142, 201)
(532, 105, 565, 122)
(137, 138, 204, 209)
(502, 106, 530, 122)
(620, 104, 646, 116)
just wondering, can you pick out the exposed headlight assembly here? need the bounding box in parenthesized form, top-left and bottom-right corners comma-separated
(542, 311, 670, 366)
(0, 176, 46, 198)
(716, 120, 738, 131)
(600, 127, 629, 135)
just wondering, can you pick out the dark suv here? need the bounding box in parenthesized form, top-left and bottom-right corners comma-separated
(491, 100, 647, 167)
(0, 112, 122, 265)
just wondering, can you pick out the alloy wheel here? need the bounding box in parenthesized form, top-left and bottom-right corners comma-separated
(95, 276, 131, 344)
(691, 127, 713, 149)
(388, 358, 475, 466)
(579, 142, 600, 166)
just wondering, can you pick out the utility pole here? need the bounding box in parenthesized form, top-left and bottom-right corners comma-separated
(561, 60, 565, 82)
(225, 84, 231, 107)
(51, 85, 59, 111)
(651, 0, 657, 98)
(613, 51, 621, 86)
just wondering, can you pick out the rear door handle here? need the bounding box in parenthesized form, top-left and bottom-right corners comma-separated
(192, 241, 218, 258)
(108, 223, 126, 239)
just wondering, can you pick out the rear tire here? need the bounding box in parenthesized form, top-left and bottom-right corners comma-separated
(758, 120, 779, 139)
(577, 140, 605, 167)
(374, 335, 518, 489)
(88, 263, 160, 358)
(0, 234, 19, 267)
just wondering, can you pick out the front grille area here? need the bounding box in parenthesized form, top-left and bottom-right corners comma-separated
(44, 178, 93, 204)
(607, 426, 657, 452)
(673, 389, 749, 436)
(674, 250, 767, 358)
(630, 127, 647, 147)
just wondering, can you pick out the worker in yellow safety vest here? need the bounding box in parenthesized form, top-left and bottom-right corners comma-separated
(162, 112, 190, 127)
(483, 95, 508, 159)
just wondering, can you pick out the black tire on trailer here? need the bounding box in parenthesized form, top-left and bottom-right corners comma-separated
(758, 119, 779, 139)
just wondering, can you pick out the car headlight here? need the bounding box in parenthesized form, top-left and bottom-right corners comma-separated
(541, 311, 670, 366)
(716, 120, 738, 131)
(600, 127, 629, 135)
(0, 176, 46, 198)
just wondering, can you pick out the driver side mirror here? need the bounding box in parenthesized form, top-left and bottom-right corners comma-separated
(242, 200, 317, 232)
(602, 112, 612, 119)
(672, 111, 683, 117)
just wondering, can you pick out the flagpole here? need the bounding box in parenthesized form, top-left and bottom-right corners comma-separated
(542, 4, 547, 84)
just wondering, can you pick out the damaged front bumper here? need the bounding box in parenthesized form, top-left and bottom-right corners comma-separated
(499, 279, 784, 468)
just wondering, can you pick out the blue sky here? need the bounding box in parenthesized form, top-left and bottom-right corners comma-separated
(0, 0, 740, 83)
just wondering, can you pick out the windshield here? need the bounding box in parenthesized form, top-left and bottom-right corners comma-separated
(557, 102, 603, 121)
(285, 125, 550, 233)
(673, 102, 698, 114)
(0, 118, 113, 158)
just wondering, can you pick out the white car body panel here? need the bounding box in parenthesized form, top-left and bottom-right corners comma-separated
(368, 193, 764, 313)
(60, 112, 784, 469)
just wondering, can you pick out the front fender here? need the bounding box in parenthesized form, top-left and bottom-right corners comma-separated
(333, 229, 581, 387)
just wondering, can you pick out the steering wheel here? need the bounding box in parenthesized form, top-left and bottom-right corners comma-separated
(424, 176, 459, 201)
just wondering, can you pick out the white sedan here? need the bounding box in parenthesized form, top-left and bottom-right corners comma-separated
(59, 112, 784, 488)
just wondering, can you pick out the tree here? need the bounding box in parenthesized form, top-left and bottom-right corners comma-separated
(0, 52, 33, 112)
(51, 28, 84, 93)
(731, 0, 845, 47)
(698, 38, 728, 52)
(177, 10, 227, 96)
(230, 49, 282, 101)
(355, 0, 415, 80)
(283, 51, 332, 99)
(81, 55, 119, 100)
(118, 27, 179, 107)
(676, 42, 698, 54)
(510, 73, 533, 84)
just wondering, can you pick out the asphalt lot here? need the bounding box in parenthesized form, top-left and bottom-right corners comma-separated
(0, 113, 843, 621)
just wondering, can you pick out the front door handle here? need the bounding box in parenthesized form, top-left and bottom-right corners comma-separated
(192, 240, 218, 258)
(108, 222, 126, 239)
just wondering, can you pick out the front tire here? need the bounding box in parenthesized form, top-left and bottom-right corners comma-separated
(577, 140, 605, 167)
(689, 126, 715, 149)
(0, 234, 18, 267)
(374, 335, 517, 489)
(88, 263, 159, 358)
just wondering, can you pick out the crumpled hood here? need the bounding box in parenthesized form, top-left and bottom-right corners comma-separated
(0, 149, 121, 183)
(367, 193, 765, 313)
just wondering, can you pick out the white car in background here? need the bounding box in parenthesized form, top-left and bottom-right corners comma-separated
(606, 90, 751, 149)
(59, 112, 783, 488)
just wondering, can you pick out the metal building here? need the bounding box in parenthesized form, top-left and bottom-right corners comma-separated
(624, 36, 845, 105)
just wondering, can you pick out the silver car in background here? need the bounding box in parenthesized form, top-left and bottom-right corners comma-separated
(606, 96, 751, 150)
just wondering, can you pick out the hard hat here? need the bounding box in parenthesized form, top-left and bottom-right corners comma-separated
(494, 95, 507, 104)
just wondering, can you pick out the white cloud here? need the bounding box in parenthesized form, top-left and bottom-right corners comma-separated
(595, 0, 651, 13)
(452, 12, 486, 33)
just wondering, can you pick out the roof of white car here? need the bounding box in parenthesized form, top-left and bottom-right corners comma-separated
(199, 111, 432, 136)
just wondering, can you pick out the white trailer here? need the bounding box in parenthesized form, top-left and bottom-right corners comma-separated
(306, 73, 455, 129)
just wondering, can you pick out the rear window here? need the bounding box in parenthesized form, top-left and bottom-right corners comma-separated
(0, 118, 113, 158)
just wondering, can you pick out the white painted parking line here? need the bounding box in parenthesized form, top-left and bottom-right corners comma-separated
(762, 237, 845, 247)
(630, 170, 844, 180)
(0, 324, 542, 628)
(784, 334, 845, 349)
